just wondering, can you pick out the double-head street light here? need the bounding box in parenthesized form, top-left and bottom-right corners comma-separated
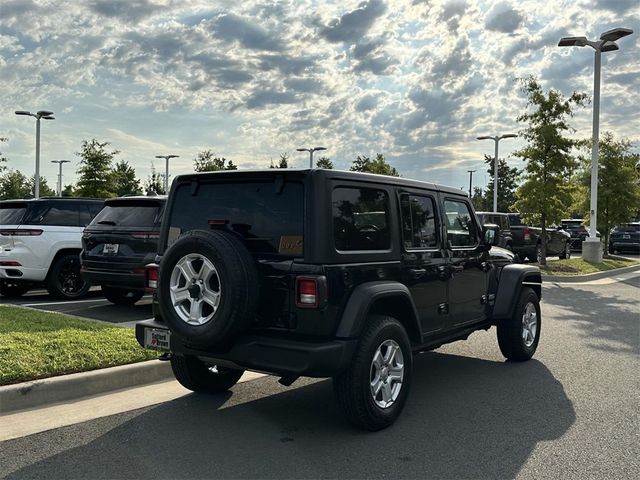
(476, 133, 517, 212)
(558, 28, 633, 259)
(15, 110, 55, 199)
(296, 146, 327, 168)
(51, 160, 70, 197)
(155, 154, 179, 193)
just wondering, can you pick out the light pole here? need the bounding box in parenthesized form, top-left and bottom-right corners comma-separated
(559, 27, 633, 262)
(467, 169, 477, 198)
(476, 134, 517, 212)
(296, 147, 327, 168)
(15, 110, 55, 199)
(155, 154, 179, 193)
(51, 160, 70, 196)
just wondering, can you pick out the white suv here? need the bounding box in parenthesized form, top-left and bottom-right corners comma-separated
(0, 198, 104, 299)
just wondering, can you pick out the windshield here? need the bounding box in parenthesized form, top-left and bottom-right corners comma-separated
(0, 204, 27, 225)
(91, 202, 163, 228)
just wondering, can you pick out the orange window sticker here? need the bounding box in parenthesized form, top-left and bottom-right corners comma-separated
(279, 235, 303, 255)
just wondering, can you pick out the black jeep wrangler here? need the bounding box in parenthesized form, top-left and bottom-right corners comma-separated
(136, 169, 542, 430)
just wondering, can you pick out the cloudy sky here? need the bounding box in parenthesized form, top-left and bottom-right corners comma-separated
(1, 0, 638, 191)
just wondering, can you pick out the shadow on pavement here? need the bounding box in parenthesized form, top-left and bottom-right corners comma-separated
(5, 352, 574, 479)
(543, 282, 639, 355)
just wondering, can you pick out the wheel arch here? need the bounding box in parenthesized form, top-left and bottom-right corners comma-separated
(335, 281, 422, 345)
(492, 264, 542, 320)
(45, 248, 82, 278)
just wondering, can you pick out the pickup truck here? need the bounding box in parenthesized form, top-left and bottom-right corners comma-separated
(508, 213, 571, 262)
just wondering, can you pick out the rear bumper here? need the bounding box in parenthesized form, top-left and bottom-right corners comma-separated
(610, 241, 640, 251)
(81, 268, 146, 290)
(0, 265, 48, 282)
(135, 319, 357, 378)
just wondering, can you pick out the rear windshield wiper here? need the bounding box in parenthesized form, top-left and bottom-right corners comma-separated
(97, 220, 117, 226)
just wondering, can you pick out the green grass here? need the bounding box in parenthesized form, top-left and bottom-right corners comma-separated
(0, 305, 158, 386)
(540, 257, 640, 275)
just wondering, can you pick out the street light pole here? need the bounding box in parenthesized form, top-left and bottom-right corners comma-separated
(476, 134, 517, 212)
(296, 147, 327, 168)
(15, 110, 55, 199)
(51, 160, 70, 196)
(467, 169, 477, 198)
(559, 27, 633, 262)
(155, 154, 179, 193)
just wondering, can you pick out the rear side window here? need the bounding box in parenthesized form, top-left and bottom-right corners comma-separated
(333, 187, 390, 251)
(444, 199, 478, 247)
(169, 181, 303, 256)
(0, 205, 27, 225)
(92, 203, 163, 228)
(400, 194, 438, 249)
(509, 214, 522, 226)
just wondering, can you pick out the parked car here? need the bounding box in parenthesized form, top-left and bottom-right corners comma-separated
(136, 169, 542, 430)
(0, 197, 104, 298)
(559, 219, 601, 251)
(608, 222, 640, 254)
(476, 212, 514, 250)
(80, 196, 166, 305)
(508, 213, 571, 262)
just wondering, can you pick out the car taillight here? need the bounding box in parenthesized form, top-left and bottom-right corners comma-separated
(0, 229, 43, 236)
(131, 231, 160, 240)
(146, 264, 159, 290)
(523, 227, 530, 241)
(297, 277, 318, 308)
(0, 261, 21, 266)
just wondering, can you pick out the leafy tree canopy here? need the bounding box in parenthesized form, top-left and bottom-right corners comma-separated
(483, 154, 520, 212)
(75, 139, 119, 198)
(350, 153, 399, 177)
(194, 150, 237, 172)
(270, 153, 289, 169)
(316, 156, 334, 169)
(111, 160, 142, 196)
(144, 163, 165, 195)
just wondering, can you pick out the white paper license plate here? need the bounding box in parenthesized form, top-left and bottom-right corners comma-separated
(144, 328, 171, 351)
(103, 243, 119, 254)
(623, 234, 630, 239)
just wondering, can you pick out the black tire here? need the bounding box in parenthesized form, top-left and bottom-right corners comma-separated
(102, 286, 144, 305)
(497, 287, 541, 361)
(608, 244, 615, 255)
(46, 253, 90, 300)
(333, 315, 412, 431)
(158, 229, 259, 347)
(0, 279, 30, 298)
(559, 241, 571, 260)
(170, 354, 244, 393)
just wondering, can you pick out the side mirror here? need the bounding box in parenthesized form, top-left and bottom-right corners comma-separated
(484, 224, 499, 247)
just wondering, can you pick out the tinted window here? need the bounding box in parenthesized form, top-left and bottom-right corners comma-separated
(400, 194, 437, 249)
(616, 224, 640, 232)
(0, 205, 27, 225)
(25, 203, 81, 226)
(333, 187, 390, 251)
(92, 203, 163, 228)
(509, 214, 522, 226)
(444, 199, 478, 247)
(169, 181, 303, 256)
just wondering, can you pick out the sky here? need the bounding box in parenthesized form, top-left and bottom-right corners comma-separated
(1, 0, 638, 192)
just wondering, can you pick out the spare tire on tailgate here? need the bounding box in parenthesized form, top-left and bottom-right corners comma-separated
(158, 229, 259, 347)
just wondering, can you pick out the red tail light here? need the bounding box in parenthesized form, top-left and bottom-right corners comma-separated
(295, 276, 328, 309)
(0, 229, 43, 236)
(523, 227, 531, 241)
(0, 261, 22, 266)
(130, 231, 160, 240)
(146, 264, 159, 291)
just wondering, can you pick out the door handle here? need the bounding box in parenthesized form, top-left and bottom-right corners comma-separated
(409, 268, 426, 279)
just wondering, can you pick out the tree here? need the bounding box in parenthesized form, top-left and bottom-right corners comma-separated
(316, 156, 334, 169)
(111, 160, 142, 196)
(193, 150, 237, 172)
(270, 153, 289, 169)
(483, 154, 520, 212)
(61, 184, 76, 197)
(350, 153, 399, 177)
(575, 132, 640, 248)
(0, 170, 30, 200)
(29, 176, 55, 197)
(75, 139, 118, 198)
(471, 186, 488, 211)
(144, 163, 165, 195)
(512, 77, 588, 265)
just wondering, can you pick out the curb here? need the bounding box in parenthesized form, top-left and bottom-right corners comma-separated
(542, 264, 640, 283)
(0, 360, 173, 414)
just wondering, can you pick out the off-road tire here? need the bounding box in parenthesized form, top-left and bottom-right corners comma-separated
(497, 287, 541, 361)
(170, 354, 244, 393)
(0, 279, 30, 298)
(102, 286, 144, 305)
(46, 253, 90, 300)
(333, 315, 412, 431)
(158, 229, 259, 347)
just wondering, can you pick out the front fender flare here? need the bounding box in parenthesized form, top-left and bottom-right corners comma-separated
(492, 264, 542, 320)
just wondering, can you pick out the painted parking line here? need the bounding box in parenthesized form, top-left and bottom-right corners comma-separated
(19, 295, 152, 308)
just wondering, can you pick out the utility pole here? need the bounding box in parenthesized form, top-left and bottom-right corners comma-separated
(296, 147, 327, 168)
(467, 169, 477, 198)
(51, 160, 70, 196)
(155, 154, 179, 193)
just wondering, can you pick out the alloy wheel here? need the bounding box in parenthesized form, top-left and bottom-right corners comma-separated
(370, 339, 404, 408)
(522, 302, 538, 348)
